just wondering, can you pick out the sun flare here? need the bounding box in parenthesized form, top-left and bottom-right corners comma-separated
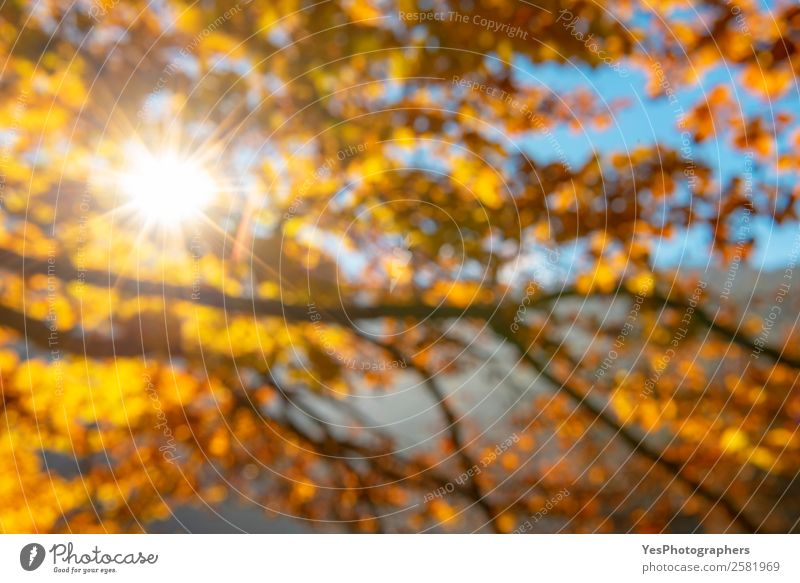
(119, 148, 216, 225)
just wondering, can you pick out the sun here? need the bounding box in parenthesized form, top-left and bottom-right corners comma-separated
(119, 147, 216, 226)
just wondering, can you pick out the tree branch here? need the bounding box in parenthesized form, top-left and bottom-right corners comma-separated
(3, 245, 797, 373)
(492, 321, 761, 533)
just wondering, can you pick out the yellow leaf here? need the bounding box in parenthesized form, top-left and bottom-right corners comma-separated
(749, 447, 775, 470)
(626, 272, 654, 296)
(720, 428, 748, 452)
(473, 168, 503, 209)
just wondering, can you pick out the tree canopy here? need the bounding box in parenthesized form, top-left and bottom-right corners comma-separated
(1, 0, 799, 533)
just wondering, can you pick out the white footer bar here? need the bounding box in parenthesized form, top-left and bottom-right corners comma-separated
(0, 534, 796, 582)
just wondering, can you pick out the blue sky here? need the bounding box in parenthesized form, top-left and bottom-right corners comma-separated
(513, 55, 800, 271)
